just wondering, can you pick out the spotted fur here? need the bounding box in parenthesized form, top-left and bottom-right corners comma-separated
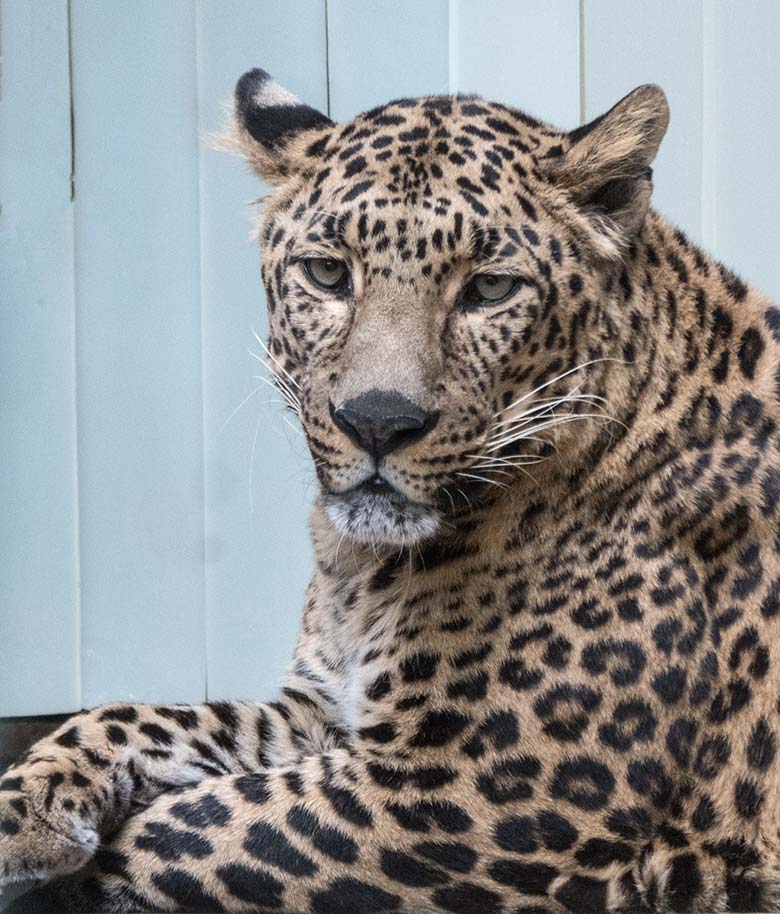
(3, 68, 780, 914)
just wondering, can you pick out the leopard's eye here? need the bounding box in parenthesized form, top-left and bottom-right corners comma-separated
(303, 258, 349, 291)
(461, 273, 519, 308)
(473, 274, 517, 301)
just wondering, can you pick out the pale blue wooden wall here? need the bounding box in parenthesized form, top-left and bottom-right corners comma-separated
(2, 0, 779, 716)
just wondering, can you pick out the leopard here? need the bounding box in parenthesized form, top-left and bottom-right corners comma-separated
(2, 67, 780, 914)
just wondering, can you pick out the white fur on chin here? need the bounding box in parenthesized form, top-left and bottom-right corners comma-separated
(325, 492, 440, 547)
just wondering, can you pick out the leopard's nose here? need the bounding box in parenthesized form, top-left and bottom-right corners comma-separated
(331, 389, 438, 460)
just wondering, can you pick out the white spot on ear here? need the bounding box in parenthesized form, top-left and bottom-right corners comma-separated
(253, 81, 303, 110)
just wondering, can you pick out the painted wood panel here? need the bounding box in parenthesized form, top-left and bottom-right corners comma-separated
(197, 0, 328, 702)
(450, 0, 580, 129)
(0, 0, 80, 716)
(327, 0, 449, 121)
(4, 2, 780, 718)
(583, 0, 704, 243)
(70, 0, 206, 706)
(704, 0, 780, 300)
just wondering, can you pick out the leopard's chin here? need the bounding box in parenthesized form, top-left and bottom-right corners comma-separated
(324, 480, 441, 547)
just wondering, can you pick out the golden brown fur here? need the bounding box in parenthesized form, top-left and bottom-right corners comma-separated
(2, 73, 780, 914)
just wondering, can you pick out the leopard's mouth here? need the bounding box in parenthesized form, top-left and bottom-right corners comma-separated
(324, 475, 441, 546)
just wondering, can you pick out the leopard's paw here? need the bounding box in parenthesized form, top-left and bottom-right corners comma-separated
(1, 872, 133, 914)
(0, 764, 101, 887)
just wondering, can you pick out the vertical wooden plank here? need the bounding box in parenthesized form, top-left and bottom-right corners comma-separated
(71, 1, 206, 706)
(700, 0, 717, 254)
(583, 0, 703, 242)
(197, 0, 327, 701)
(705, 0, 780, 299)
(327, 0, 449, 121)
(451, 0, 580, 128)
(0, 0, 80, 716)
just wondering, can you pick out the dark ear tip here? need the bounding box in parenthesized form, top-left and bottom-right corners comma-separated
(235, 68, 272, 105)
(232, 67, 332, 154)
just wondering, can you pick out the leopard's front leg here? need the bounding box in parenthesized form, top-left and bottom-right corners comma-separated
(0, 692, 339, 888)
(14, 748, 742, 914)
(9, 749, 464, 914)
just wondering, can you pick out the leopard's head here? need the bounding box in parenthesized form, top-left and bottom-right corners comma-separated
(229, 69, 668, 546)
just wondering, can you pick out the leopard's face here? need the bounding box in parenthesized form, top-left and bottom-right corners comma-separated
(236, 75, 668, 545)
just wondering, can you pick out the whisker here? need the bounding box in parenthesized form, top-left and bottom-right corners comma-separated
(467, 450, 549, 464)
(454, 485, 474, 509)
(248, 352, 299, 401)
(485, 413, 611, 452)
(466, 364, 623, 484)
(533, 392, 608, 405)
(249, 360, 301, 406)
(252, 373, 301, 414)
(488, 408, 617, 445)
(466, 434, 557, 454)
(220, 385, 263, 432)
(251, 327, 302, 391)
(494, 393, 608, 428)
(440, 485, 456, 513)
(464, 448, 552, 463)
(495, 392, 590, 427)
(492, 400, 572, 431)
(469, 456, 548, 469)
(248, 349, 302, 414)
(516, 464, 541, 489)
(495, 357, 622, 418)
(495, 380, 587, 421)
(486, 417, 578, 451)
(456, 471, 509, 489)
(280, 413, 303, 437)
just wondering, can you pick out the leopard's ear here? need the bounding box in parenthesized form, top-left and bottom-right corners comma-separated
(553, 84, 669, 253)
(230, 68, 333, 182)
